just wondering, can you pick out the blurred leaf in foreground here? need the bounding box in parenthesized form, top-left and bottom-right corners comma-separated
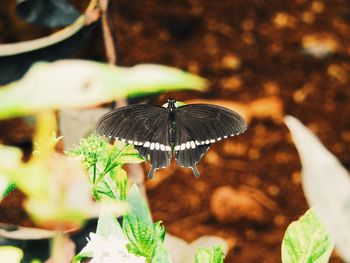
(282, 208, 334, 263)
(0, 144, 126, 229)
(16, 0, 80, 28)
(0, 145, 23, 202)
(285, 116, 350, 262)
(0, 60, 206, 120)
(0, 246, 23, 263)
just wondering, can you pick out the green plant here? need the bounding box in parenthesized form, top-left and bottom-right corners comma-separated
(0, 58, 205, 262)
(67, 134, 143, 201)
(285, 116, 350, 262)
(194, 246, 225, 263)
(282, 208, 334, 263)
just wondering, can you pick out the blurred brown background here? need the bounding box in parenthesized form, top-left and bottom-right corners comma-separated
(1, 0, 350, 262)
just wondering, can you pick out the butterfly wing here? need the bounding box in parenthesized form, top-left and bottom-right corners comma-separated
(95, 104, 172, 178)
(174, 104, 247, 177)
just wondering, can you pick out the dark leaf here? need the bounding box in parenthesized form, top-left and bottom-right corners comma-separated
(16, 0, 80, 28)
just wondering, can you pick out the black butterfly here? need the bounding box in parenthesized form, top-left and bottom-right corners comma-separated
(95, 99, 247, 179)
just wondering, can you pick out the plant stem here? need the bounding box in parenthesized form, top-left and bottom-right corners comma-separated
(104, 174, 119, 199)
(34, 111, 57, 159)
(93, 162, 97, 184)
(51, 231, 65, 263)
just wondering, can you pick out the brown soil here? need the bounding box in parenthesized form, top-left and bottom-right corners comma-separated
(1, 1, 350, 262)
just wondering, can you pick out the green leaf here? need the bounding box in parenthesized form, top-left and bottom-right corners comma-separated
(284, 116, 350, 262)
(114, 168, 128, 201)
(2, 182, 16, 198)
(96, 203, 124, 238)
(194, 246, 225, 263)
(151, 245, 173, 263)
(0, 246, 23, 263)
(73, 251, 92, 263)
(0, 60, 206, 120)
(118, 152, 145, 164)
(282, 209, 334, 263)
(123, 184, 168, 261)
(125, 184, 152, 226)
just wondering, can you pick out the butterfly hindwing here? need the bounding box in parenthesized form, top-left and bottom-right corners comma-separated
(174, 104, 247, 177)
(95, 104, 172, 178)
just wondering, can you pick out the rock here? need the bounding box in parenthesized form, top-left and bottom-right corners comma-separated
(210, 186, 269, 224)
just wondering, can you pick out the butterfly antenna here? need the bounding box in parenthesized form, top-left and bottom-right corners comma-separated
(191, 165, 200, 178)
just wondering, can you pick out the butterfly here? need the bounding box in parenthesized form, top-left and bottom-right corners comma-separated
(95, 99, 247, 179)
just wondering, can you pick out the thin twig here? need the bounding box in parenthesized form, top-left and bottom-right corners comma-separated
(99, 0, 117, 64)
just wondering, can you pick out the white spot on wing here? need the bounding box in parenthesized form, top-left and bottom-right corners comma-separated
(160, 144, 165, 151)
(150, 142, 155, 150)
(128, 140, 133, 144)
(180, 143, 186, 150)
(155, 143, 160, 150)
(186, 141, 191, 149)
(121, 138, 125, 142)
(224, 135, 228, 138)
(195, 141, 200, 145)
(205, 140, 210, 144)
(217, 137, 222, 141)
(166, 146, 171, 151)
(191, 141, 196, 149)
(210, 139, 215, 143)
(144, 141, 150, 147)
(174, 145, 180, 151)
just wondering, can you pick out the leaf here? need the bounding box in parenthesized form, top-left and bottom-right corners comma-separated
(125, 184, 153, 226)
(0, 246, 23, 263)
(282, 209, 333, 263)
(114, 168, 128, 201)
(0, 145, 24, 202)
(96, 203, 124, 238)
(0, 3, 98, 85)
(16, 0, 80, 28)
(0, 225, 55, 240)
(151, 245, 173, 263)
(0, 145, 23, 169)
(0, 3, 95, 58)
(118, 151, 145, 164)
(194, 246, 225, 263)
(164, 234, 228, 263)
(285, 116, 350, 262)
(73, 252, 92, 263)
(0, 60, 206, 120)
(123, 184, 168, 261)
(2, 182, 16, 199)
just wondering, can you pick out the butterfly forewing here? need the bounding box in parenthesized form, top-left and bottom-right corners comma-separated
(173, 104, 247, 177)
(95, 104, 172, 178)
(96, 101, 247, 179)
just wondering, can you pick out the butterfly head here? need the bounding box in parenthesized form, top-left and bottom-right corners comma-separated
(167, 99, 176, 112)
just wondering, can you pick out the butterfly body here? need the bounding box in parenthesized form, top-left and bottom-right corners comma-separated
(96, 99, 247, 179)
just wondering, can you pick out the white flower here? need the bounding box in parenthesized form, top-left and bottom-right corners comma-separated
(81, 232, 146, 263)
